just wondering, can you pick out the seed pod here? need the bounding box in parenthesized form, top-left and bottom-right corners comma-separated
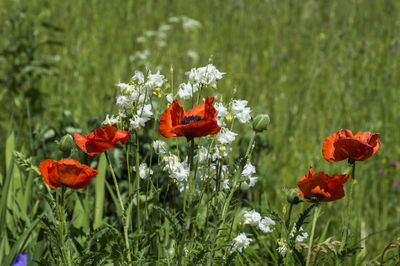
(286, 189, 302, 205)
(59, 134, 74, 156)
(252, 114, 270, 132)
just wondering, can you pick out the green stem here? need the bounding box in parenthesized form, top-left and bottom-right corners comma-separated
(127, 146, 132, 196)
(306, 204, 320, 266)
(105, 151, 125, 212)
(221, 131, 256, 222)
(286, 203, 294, 228)
(188, 138, 195, 206)
(135, 132, 141, 232)
(105, 151, 132, 263)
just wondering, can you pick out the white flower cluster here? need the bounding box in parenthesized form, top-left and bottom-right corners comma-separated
(185, 64, 225, 86)
(243, 210, 275, 233)
(132, 16, 202, 66)
(240, 162, 258, 190)
(162, 154, 190, 182)
(230, 233, 252, 253)
(103, 70, 166, 131)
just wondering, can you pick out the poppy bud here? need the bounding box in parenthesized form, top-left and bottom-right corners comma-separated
(286, 189, 301, 205)
(59, 134, 73, 156)
(252, 114, 270, 132)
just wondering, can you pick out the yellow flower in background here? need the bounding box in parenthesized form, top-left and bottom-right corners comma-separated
(319, 33, 326, 39)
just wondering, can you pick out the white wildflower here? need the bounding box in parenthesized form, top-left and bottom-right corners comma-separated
(216, 127, 237, 144)
(241, 176, 258, 190)
(133, 50, 150, 61)
(230, 233, 252, 253)
(212, 146, 231, 160)
(137, 104, 153, 119)
(199, 64, 225, 85)
(129, 115, 148, 130)
(153, 140, 168, 154)
(182, 17, 202, 31)
(133, 163, 153, 179)
(146, 70, 165, 89)
(277, 240, 287, 257)
(187, 50, 199, 61)
(116, 95, 132, 109)
(102, 114, 119, 126)
(159, 24, 173, 32)
(145, 30, 157, 37)
(242, 162, 256, 177)
(258, 216, 275, 233)
(243, 210, 261, 226)
(163, 155, 189, 182)
(231, 100, 251, 123)
(132, 71, 145, 84)
(292, 227, 308, 242)
(177, 82, 198, 99)
(116, 83, 134, 94)
(214, 102, 228, 125)
(166, 93, 174, 103)
(136, 36, 146, 43)
(196, 146, 209, 163)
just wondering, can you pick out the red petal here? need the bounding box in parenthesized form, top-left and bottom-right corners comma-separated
(74, 133, 102, 156)
(172, 120, 221, 137)
(57, 159, 98, 189)
(159, 100, 186, 138)
(40, 159, 60, 188)
(112, 130, 131, 144)
(322, 130, 350, 162)
(334, 138, 374, 161)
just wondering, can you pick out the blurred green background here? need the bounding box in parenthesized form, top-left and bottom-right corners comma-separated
(1, 0, 399, 262)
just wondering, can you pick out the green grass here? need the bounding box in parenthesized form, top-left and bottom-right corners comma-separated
(1, 0, 400, 263)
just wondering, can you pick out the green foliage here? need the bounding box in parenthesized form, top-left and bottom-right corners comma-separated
(0, 0, 399, 264)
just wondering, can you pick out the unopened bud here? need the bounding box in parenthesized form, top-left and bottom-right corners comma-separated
(252, 114, 270, 132)
(218, 145, 226, 153)
(226, 113, 234, 123)
(286, 189, 301, 205)
(59, 134, 73, 156)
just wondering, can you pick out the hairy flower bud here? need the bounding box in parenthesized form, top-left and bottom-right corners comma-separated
(286, 189, 301, 205)
(252, 114, 270, 132)
(59, 134, 74, 156)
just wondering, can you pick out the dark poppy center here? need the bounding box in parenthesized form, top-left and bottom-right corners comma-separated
(181, 115, 203, 125)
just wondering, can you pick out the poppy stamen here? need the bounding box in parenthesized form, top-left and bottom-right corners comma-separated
(181, 115, 203, 125)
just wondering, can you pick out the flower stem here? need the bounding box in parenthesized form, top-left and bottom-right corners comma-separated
(285, 203, 294, 228)
(221, 131, 256, 223)
(135, 132, 141, 233)
(188, 138, 195, 206)
(105, 151, 125, 213)
(105, 151, 132, 263)
(306, 203, 320, 266)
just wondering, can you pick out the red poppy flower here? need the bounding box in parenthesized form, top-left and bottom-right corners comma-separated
(39, 159, 98, 189)
(297, 167, 349, 202)
(159, 96, 221, 138)
(74, 126, 131, 156)
(322, 129, 381, 162)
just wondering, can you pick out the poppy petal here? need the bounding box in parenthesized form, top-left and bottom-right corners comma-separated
(40, 159, 60, 188)
(74, 133, 102, 156)
(334, 138, 374, 161)
(322, 131, 350, 162)
(112, 130, 131, 144)
(172, 120, 221, 137)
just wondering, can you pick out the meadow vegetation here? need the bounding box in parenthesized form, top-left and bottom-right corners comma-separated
(1, 0, 399, 264)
